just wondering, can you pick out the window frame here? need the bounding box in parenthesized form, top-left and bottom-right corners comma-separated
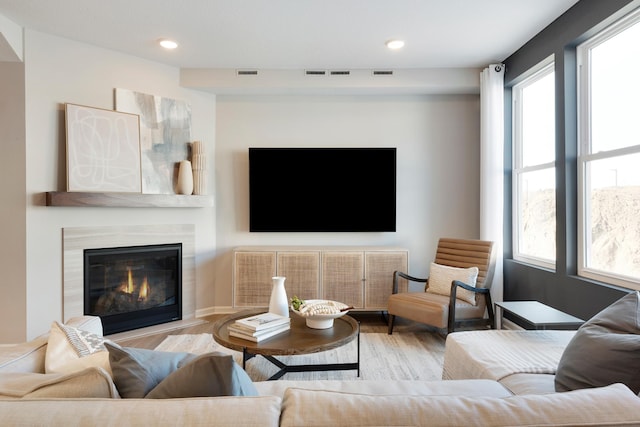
(576, 8, 640, 290)
(511, 56, 557, 270)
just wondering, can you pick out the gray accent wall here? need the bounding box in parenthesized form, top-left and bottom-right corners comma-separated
(502, 0, 639, 320)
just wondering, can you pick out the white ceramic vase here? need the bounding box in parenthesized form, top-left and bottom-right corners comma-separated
(176, 160, 194, 195)
(268, 276, 289, 318)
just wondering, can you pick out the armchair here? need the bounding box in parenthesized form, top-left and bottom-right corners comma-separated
(387, 238, 495, 335)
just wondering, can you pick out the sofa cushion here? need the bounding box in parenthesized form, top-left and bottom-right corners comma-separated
(427, 262, 479, 305)
(0, 316, 103, 375)
(64, 315, 104, 336)
(145, 352, 258, 398)
(0, 396, 282, 427)
(279, 383, 640, 427)
(555, 291, 640, 393)
(0, 367, 118, 399)
(255, 379, 513, 399)
(105, 342, 195, 398)
(443, 329, 574, 381)
(499, 373, 556, 395)
(0, 336, 48, 374)
(45, 321, 111, 376)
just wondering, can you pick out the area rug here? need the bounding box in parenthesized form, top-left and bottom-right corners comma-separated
(155, 332, 445, 382)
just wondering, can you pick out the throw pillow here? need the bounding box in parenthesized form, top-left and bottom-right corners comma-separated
(426, 262, 479, 305)
(555, 291, 640, 393)
(105, 342, 196, 398)
(45, 321, 111, 375)
(145, 352, 258, 398)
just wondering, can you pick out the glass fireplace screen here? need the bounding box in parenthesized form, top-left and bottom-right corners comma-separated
(83, 243, 182, 334)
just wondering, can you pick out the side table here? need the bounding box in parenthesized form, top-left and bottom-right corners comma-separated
(495, 301, 584, 330)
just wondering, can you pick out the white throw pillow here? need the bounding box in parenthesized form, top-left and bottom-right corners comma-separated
(426, 262, 479, 305)
(45, 321, 111, 376)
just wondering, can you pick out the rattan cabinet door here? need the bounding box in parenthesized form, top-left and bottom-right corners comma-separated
(277, 251, 321, 302)
(365, 251, 408, 309)
(233, 251, 276, 307)
(322, 252, 364, 308)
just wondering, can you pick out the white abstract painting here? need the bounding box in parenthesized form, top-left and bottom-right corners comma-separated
(115, 89, 192, 194)
(65, 103, 142, 193)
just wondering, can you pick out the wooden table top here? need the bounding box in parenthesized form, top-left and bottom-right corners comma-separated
(212, 308, 359, 356)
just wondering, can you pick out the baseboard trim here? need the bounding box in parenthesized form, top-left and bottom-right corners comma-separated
(107, 318, 206, 342)
(195, 306, 238, 318)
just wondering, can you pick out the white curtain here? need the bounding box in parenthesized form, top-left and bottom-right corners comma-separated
(480, 64, 505, 304)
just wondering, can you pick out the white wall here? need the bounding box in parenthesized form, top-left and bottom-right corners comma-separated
(214, 94, 480, 306)
(19, 30, 217, 340)
(2, 27, 482, 340)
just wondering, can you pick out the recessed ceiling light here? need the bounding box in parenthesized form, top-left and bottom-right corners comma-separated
(386, 40, 405, 50)
(159, 39, 178, 49)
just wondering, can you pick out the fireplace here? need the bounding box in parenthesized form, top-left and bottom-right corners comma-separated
(83, 243, 182, 335)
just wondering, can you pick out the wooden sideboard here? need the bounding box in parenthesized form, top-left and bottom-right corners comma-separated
(233, 246, 409, 311)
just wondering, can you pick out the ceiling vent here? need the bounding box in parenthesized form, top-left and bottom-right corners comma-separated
(330, 70, 350, 76)
(305, 70, 326, 76)
(372, 70, 394, 76)
(237, 70, 258, 76)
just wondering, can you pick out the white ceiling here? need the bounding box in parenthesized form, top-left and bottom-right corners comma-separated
(0, 0, 579, 70)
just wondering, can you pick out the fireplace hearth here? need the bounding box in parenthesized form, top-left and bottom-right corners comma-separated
(84, 243, 182, 335)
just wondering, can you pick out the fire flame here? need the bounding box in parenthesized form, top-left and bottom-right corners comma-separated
(126, 269, 134, 294)
(118, 269, 151, 302)
(139, 277, 150, 301)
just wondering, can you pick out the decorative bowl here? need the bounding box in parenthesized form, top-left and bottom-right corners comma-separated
(291, 299, 350, 329)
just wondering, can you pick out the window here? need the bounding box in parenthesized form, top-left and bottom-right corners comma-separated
(577, 10, 640, 289)
(512, 58, 556, 268)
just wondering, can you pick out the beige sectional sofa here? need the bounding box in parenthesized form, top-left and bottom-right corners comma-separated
(1, 315, 640, 426)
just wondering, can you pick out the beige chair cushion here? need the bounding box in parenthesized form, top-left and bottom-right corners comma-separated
(427, 262, 479, 305)
(387, 292, 484, 329)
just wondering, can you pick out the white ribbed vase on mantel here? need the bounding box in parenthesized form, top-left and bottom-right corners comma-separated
(268, 276, 289, 318)
(191, 140, 207, 195)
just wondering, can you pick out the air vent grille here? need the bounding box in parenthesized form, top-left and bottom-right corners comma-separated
(330, 70, 350, 76)
(237, 70, 258, 76)
(305, 70, 326, 75)
(373, 70, 394, 76)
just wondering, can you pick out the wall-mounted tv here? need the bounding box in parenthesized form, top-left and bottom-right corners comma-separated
(249, 147, 396, 232)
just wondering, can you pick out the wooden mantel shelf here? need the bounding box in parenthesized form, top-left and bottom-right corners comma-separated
(45, 191, 214, 208)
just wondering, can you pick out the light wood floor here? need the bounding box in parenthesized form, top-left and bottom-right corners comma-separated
(115, 312, 423, 350)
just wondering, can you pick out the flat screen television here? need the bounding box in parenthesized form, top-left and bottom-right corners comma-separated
(249, 147, 396, 232)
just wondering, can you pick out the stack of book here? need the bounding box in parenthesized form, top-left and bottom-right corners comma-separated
(228, 312, 291, 342)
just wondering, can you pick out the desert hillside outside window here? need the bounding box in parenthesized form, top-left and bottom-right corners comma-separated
(577, 8, 640, 290)
(512, 58, 556, 269)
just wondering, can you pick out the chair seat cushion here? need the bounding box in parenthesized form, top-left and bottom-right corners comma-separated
(388, 292, 483, 329)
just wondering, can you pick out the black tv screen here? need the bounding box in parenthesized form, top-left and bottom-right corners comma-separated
(249, 147, 396, 232)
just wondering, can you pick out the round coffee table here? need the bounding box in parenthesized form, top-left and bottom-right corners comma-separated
(212, 308, 360, 380)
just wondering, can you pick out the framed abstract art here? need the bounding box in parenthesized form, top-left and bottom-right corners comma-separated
(65, 103, 142, 193)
